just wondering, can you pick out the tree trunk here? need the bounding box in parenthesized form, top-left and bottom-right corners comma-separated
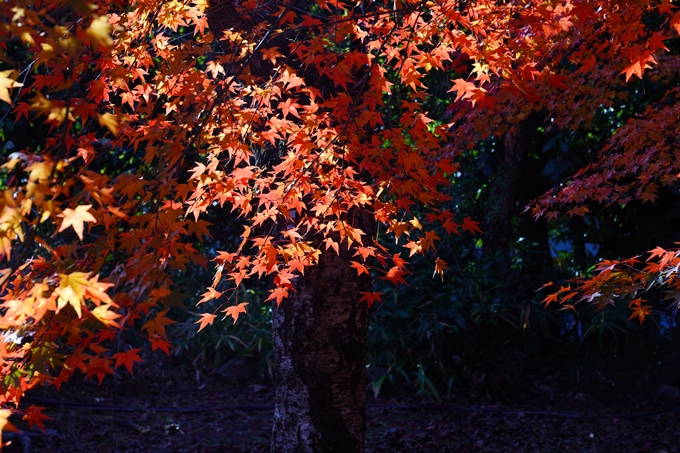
(483, 126, 526, 264)
(206, 3, 373, 450)
(483, 114, 547, 274)
(271, 223, 371, 453)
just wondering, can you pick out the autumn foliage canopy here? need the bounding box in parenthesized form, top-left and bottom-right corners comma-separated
(0, 0, 679, 436)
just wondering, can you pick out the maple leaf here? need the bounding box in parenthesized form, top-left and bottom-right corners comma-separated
(434, 258, 448, 281)
(621, 49, 656, 82)
(323, 237, 340, 255)
(56, 272, 91, 317)
(671, 10, 680, 34)
(113, 348, 143, 374)
(353, 246, 375, 261)
(195, 313, 217, 332)
(648, 246, 672, 262)
(84, 275, 115, 306)
(87, 15, 114, 47)
(640, 184, 658, 203)
(150, 287, 172, 302)
(58, 205, 96, 240)
(418, 231, 439, 251)
(359, 291, 383, 309)
(91, 305, 122, 328)
(120, 91, 137, 109)
(628, 304, 653, 324)
(223, 302, 249, 323)
(392, 253, 407, 269)
(206, 61, 225, 78)
(442, 218, 460, 235)
(403, 241, 421, 257)
(538, 281, 555, 291)
(266, 287, 289, 306)
(577, 55, 597, 74)
(149, 335, 172, 354)
(388, 221, 411, 241)
(566, 205, 590, 217)
(659, 0, 677, 15)
(198, 287, 222, 305)
(0, 70, 23, 105)
(448, 78, 486, 105)
(384, 266, 407, 285)
(461, 217, 482, 235)
(98, 112, 119, 135)
(648, 32, 670, 53)
(0, 409, 17, 441)
(543, 292, 559, 306)
(279, 98, 302, 119)
(22, 405, 51, 431)
(350, 260, 369, 276)
(142, 310, 175, 338)
(261, 47, 284, 64)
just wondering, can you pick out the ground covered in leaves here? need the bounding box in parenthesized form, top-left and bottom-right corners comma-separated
(6, 357, 680, 453)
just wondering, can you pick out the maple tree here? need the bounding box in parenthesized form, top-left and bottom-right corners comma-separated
(0, 0, 678, 450)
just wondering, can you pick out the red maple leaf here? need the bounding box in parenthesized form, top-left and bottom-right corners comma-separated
(22, 406, 52, 431)
(359, 291, 383, 309)
(461, 217, 483, 235)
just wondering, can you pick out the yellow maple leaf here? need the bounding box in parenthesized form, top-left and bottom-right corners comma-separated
(58, 205, 96, 240)
(91, 305, 121, 328)
(0, 70, 23, 105)
(98, 112, 119, 135)
(87, 15, 113, 47)
(56, 272, 91, 318)
(0, 409, 17, 445)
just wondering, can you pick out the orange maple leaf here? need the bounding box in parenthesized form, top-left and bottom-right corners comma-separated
(261, 47, 284, 64)
(434, 258, 448, 280)
(266, 287, 289, 306)
(350, 260, 370, 276)
(196, 313, 217, 332)
(621, 49, 656, 82)
(628, 304, 653, 324)
(448, 78, 486, 104)
(223, 302, 249, 322)
(543, 292, 559, 306)
(142, 310, 175, 338)
(198, 287, 222, 305)
(113, 348, 143, 374)
(384, 266, 407, 285)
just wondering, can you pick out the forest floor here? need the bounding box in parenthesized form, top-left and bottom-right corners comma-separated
(5, 355, 680, 453)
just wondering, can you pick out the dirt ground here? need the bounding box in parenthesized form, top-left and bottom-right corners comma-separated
(5, 359, 680, 453)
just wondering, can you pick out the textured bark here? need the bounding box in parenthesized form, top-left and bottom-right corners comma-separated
(271, 212, 373, 453)
(483, 114, 549, 272)
(483, 126, 526, 262)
